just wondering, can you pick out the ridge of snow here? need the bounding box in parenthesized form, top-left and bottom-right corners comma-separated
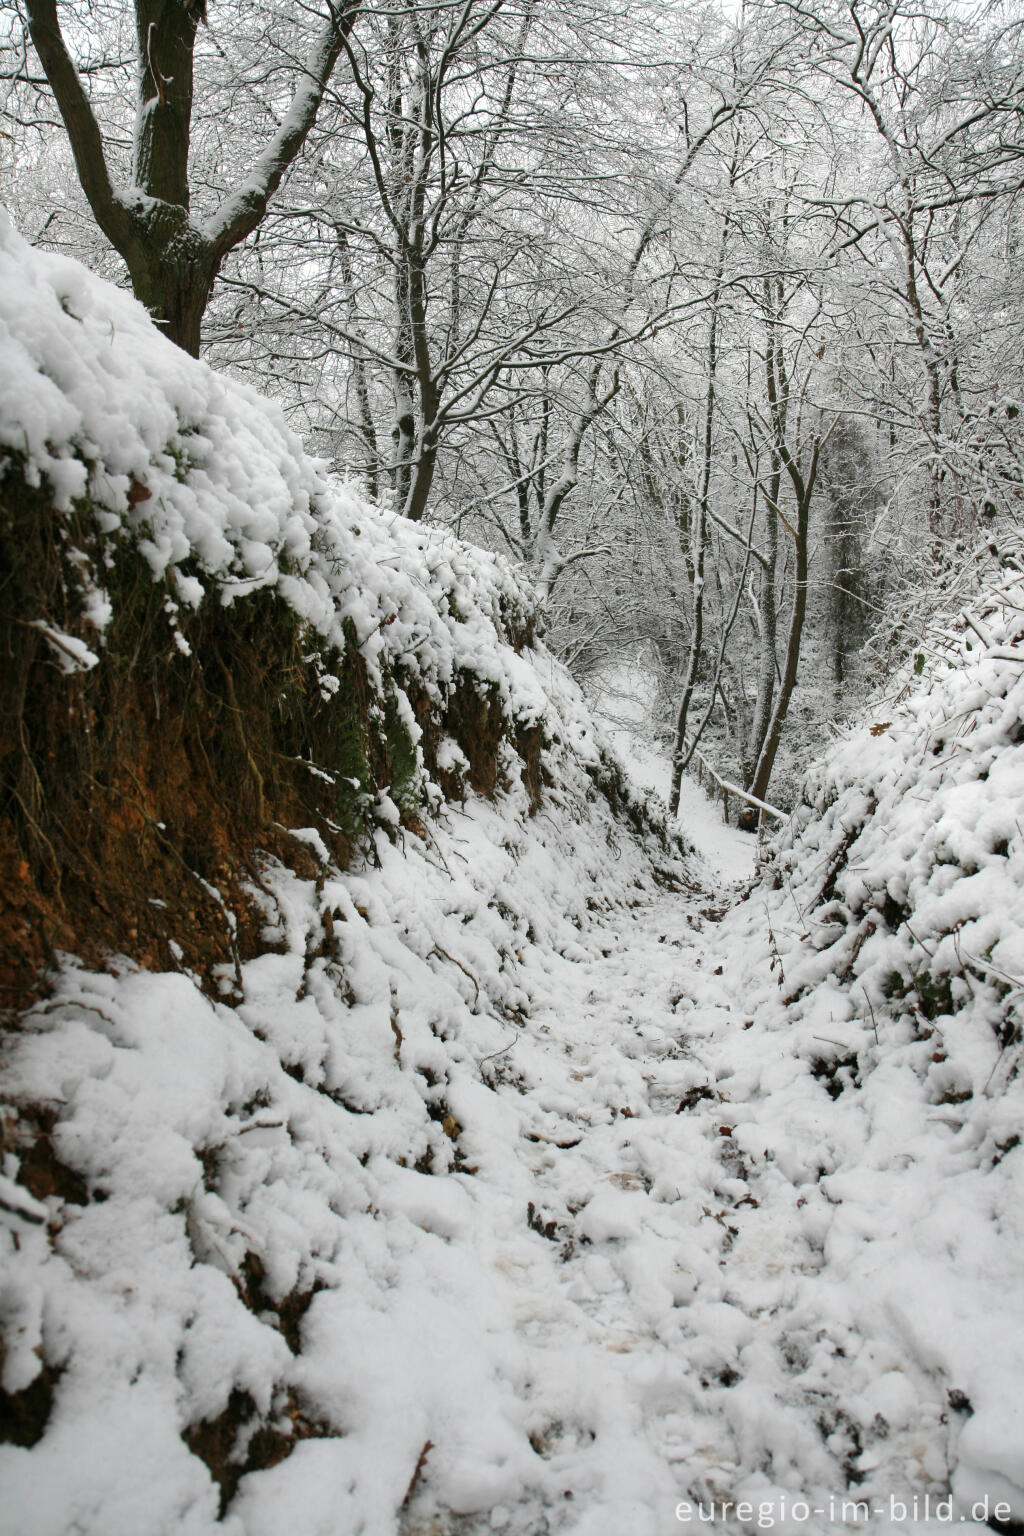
(774, 531, 1024, 1082)
(743, 536, 1024, 1524)
(0, 211, 537, 726)
(0, 210, 676, 849)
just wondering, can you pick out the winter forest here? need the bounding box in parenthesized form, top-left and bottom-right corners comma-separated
(2, 1, 1024, 1534)
(7, 0, 1024, 800)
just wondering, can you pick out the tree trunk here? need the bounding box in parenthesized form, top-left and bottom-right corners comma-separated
(404, 434, 438, 523)
(124, 206, 217, 357)
(335, 228, 380, 497)
(747, 504, 808, 808)
(748, 432, 822, 808)
(746, 454, 779, 781)
(133, 0, 198, 207)
(669, 216, 728, 816)
(26, 0, 358, 356)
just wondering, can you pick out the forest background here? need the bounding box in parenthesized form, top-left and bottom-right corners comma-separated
(3, 0, 1023, 813)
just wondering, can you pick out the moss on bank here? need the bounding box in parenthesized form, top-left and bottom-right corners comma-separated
(0, 458, 545, 1008)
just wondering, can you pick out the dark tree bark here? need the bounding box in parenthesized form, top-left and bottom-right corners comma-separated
(335, 226, 380, 499)
(25, 0, 359, 356)
(669, 204, 731, 816)
(747, 321, 825, 809)
(745, 448, 779, 781)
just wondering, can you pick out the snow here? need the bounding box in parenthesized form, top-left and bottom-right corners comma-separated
(2, 223, 1023, 1536)
(27, 621, 100, 674)
(587, 657, 757, 885)
(5, 775, 1018, 1535)
(5, 724, 1021, 1533)
(0, 210, 552, 745)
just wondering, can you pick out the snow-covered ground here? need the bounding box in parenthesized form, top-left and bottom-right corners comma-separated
(586, 659, 757, 887)
(5, 669, 1024, 1536)
(4, 757, 1019, 1536)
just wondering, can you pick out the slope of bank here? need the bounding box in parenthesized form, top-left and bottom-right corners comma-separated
(0, 210, 665, 999)
(737, 540, 1024, 1524)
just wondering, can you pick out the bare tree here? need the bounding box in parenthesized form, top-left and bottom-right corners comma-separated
(17, 0, 360, 352)
(776, 0, 1024, 537)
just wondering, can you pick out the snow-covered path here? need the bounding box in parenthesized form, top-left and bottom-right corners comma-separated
(4, 779, 1022, 1536)
(411, 859, 982, 1536)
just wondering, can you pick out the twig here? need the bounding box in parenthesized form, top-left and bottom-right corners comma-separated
(401, 1441, 434, 1509)
(765, 904, 785, 987)
(478, 1028, 520, 1065)
(962, 611, 996, 648)
(431, 943, 480, 1005)
(904, 923, 936, 960)
(525, 1129, 581, 1148)
(958, 944, 1024, 995)
(861, 988, 880, 1045)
